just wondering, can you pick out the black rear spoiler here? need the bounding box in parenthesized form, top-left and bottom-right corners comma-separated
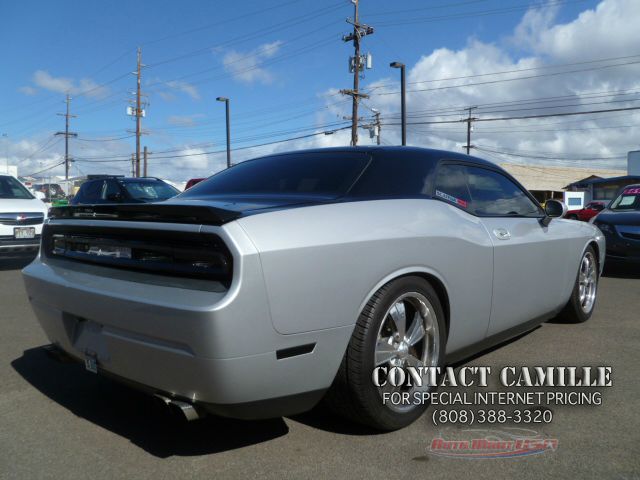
(48, 204, 242, 226)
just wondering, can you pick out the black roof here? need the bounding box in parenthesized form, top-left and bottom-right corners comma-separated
(270, 146, 499, 168)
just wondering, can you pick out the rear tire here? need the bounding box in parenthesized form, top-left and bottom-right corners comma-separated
(558, 246, 599, 323)
(324, 276, 446, 431)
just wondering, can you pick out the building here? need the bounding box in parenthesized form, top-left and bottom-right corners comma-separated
(500, 163, 626, 204)
(564, 151, 640, 204)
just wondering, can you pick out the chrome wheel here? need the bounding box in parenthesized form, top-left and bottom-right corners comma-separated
(374, 292, 440, 412)
(578, 251, 597, 313)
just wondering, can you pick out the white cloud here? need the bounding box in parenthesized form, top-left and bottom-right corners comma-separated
(152, 79, 201, 101)
(521, 0, 640, 60)
(223, 40, 283, 84)
(166, 114, 205, 127)
(317, 0, 640, 170)
(31, 70, 109, 98)
(18, 86, 38, 96)
(165, 80, 200, 100)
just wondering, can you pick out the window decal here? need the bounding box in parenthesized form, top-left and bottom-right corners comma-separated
(623, 187, 640, 195)
(435, 189, 468, 208)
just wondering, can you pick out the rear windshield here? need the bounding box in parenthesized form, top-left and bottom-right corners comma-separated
(180, 152, 370, 199)
(0, 176, 34, 199)
(610, 187, 640, 210)
(122, 180, 180, 201)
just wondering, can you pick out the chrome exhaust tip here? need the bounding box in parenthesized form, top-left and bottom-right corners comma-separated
(153, 394, 199, 421)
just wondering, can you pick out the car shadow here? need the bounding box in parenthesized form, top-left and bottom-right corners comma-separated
(11, 346, 289, 458)
(289, 407, 385, 436)
(0, 255, 36, 271)
(602, 263, 640, 279)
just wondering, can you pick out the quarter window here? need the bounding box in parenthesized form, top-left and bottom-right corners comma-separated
(433, 164, 471, 209)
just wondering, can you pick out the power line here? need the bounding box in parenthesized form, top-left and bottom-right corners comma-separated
(17, 136, 61, 165)
(25, 160, 65, 177)
(371, 58, 640, 96)
(141, 0, 308, 47)
(383, 106, 640, 126)
(147, 2, 345, 70)
(371, 0, 588, 27)
(75, 124, 352, 163)
(363, 0, 490, 17)
(475, 145, 626, 161)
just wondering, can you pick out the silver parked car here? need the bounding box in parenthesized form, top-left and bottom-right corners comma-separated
(22, 147, 604, 430)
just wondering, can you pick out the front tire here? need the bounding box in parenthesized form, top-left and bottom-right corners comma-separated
(558, 246, 599, 323)
(324, 276, 446, 431)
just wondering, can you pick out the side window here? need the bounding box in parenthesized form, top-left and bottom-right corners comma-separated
(433, 164, 471, 209)
(80, 181, 104, 203)
(102, 180, 121, 201)
(466, 166, 541, 217)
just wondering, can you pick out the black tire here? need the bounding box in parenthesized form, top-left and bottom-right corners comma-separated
(557, 246, 599, 323)
(567, 214, 578, 220)
(324, 276, 446, 431)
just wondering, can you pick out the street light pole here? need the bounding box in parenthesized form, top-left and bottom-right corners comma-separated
(216, 97, 231, 168)
(2, 134, 8, 173)
(390, 62, 406, 146)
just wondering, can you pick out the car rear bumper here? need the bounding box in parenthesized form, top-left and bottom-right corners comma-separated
(22, 224, 352, 418)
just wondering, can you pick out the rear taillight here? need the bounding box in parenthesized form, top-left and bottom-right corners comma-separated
(43, 224, 233, 286)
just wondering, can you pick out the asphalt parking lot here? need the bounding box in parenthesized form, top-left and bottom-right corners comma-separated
(1, 257, 638, 479)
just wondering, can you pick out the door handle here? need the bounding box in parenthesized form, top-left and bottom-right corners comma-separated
(493, 228, 511, 240)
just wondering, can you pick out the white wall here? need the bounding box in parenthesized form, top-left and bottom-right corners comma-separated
(628, 151, 640, 176)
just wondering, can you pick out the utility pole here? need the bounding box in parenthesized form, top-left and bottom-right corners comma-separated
(143, 146, 148, 177)
(340, 0, 374, 146)
(55, 94, 77, 180)
(374, 110, 381, 145)
(127, 47, 146, 177)
(463, 106, 478, 155)
(131, 154, 135, 177)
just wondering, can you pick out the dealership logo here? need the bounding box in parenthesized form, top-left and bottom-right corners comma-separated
(429, 428, 558, 459)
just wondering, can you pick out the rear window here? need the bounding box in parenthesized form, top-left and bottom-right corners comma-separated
(180, 152, 370, 199)
(610, 187, 640, 210)
(122, 180, 179, 201)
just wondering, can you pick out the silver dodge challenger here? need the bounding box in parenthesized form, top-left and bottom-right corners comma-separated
(22, 147, 604, 430)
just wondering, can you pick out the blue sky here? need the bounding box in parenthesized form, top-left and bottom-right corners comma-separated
(4, 0, 639, 182)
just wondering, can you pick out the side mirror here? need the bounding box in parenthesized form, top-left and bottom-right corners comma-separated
(34, 191, 46, 201)
(542, 199, 568, 223)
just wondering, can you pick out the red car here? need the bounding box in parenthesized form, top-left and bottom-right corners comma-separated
(184, 178, 205, 190)
(566, 201, 606, 221)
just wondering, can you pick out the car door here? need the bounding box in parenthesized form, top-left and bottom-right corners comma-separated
(463, 165, 571, 336)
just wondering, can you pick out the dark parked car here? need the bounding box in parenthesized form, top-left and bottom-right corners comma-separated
(70, 176, 180, 205)
(566, 201, 606, 222)
(185, 178, 205, 190)
(592, 184, 640, 265)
